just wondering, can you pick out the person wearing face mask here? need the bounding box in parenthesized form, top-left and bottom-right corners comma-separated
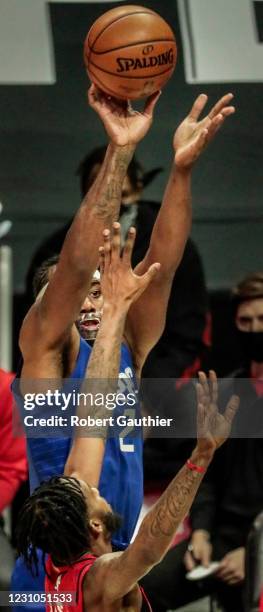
(234, 272, 263, 367)
(141, 272, 263, 612)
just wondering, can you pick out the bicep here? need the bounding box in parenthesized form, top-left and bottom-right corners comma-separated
(87, 542, 155, 604)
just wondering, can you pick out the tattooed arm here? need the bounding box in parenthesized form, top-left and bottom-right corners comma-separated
(20, 87, 159, 356)
(64, 223, 160, 486)
(87, 371, 239, 603)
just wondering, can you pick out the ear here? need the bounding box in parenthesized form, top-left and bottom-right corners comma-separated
(89, 518, 103, 539)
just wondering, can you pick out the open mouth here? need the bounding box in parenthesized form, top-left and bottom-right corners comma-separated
(77, 314, 101, 335)
(81, 318, 100, 331)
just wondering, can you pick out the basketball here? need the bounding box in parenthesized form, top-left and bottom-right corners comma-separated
(84, 5, 177, 100)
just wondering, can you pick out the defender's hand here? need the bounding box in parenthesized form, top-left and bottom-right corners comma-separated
(99, 223, 160, 308)
(196, 370, 239, 456)
(88, 85, 160, 146)
(184, 530, 212, 571)
(173, 93, 235, 169)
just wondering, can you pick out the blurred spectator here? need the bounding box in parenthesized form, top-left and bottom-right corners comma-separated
(0, 369, 27, 514)
(141, 272, 263, 612)
(245, 511, 263, 612)
(0, 369, 27, 602)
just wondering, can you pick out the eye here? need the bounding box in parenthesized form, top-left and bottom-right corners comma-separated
(91, 290, 101, 299)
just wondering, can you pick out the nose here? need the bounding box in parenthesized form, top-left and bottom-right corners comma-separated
(81, 297, 95, 313)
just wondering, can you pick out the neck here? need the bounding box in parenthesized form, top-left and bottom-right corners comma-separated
(251, 361, 263, 379)
(90, 538, 112, 557)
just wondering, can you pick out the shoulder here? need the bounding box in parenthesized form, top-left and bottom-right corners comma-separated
(19, 300, 56, 353)
(18, 303, 79, 378)
(83, 552, 122, 609)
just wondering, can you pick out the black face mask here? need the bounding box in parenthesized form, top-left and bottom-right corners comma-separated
(237, 330, 263, 363)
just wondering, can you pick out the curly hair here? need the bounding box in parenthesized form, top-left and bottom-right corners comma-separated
(16, 476, 91, 574)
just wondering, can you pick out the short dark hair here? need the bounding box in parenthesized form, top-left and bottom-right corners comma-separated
(232, 272, 263, 313)
(16, 477, 91, 573)
(76, 146, 144, 197)
(32, 255, 59, 299)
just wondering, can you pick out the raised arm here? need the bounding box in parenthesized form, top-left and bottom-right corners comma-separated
(64, 223, 160, 486)
(125, 94, 235, 373)
(89, 371, 239, 603)
(21, 88, 160, 352)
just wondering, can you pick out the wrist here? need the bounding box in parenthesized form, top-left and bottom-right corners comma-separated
(109, 142, 136, 156)
(102, 301, 129, 318)
(100, 303, 128, 331)
(173, 164, 192, 178)
(192, 529, 211, 542)
(190, 446, 214, 469)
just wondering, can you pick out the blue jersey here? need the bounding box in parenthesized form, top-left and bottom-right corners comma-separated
(12, 337, 143, 609)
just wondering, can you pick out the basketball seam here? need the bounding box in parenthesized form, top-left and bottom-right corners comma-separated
(89, 10, 161, 51)
(87, 59, 174, 79)
(87, 38, 175, 56)
(87, 67, 125, 97)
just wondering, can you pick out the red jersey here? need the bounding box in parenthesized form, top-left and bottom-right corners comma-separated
(0, 368, 27, 512)
(45, 554, 152, 612)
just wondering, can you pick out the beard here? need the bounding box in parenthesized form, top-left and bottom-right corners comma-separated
(103, 511, 123, 538)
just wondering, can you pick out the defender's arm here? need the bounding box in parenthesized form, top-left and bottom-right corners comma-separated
(64, 225, 159, 486)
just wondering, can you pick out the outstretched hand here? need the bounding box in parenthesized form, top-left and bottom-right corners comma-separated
(99, 223, 160, 309)
(88, 84, 161, 147)
(173, 93, 235, 169)
(196, 370, 239, 455)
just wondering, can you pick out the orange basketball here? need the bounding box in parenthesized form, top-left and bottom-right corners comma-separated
(84, 5, 177, 100)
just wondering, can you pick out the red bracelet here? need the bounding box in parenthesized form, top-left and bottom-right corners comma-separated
(186, 459, 206, 474)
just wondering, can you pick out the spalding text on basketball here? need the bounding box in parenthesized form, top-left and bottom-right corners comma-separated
(116, 49, 174, 72)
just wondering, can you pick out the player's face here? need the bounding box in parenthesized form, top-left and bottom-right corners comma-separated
(236, 298, 263, 332)
(79, 481, 122, 539)
(75, 280, 103, 342)
(79, 480, 112, 516)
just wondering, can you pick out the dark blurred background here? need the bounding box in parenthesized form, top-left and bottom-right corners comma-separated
(0, 0, 262, 374)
